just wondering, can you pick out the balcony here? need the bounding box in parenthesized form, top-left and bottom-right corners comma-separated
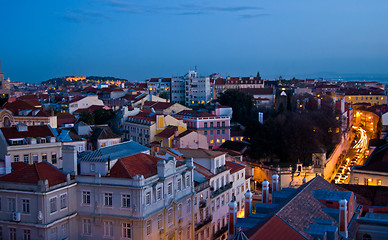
(199, 200, 207, 208)
(213, 225, 228, 239)
(211, 182, 233, 198)
(195, 216, 212, 231)
(215, 165, 228, 174)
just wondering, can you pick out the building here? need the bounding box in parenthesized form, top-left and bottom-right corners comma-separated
(185, 70, 211, 106)
(147, 78, 171, 98)
(0, 161, 77, 240)
(233, 176, 358, 240)
(0, 124, 61, 168)
(240, 88, 276, 107)
(175, 148, 250, 240)
(344, 88, 387, 106)
(350, 138, 388, 186)
(212, 76, 264, 99)
(174, 110, 230, 148)
(0, 60, 11, 105)
(77, 151, 195, 240)
(142, 101, 190, 115)
(171, 76, 185, 104)
(123, 109, 186, 146)
(67, 95, 104, 114)
(1, 100, 58, 128)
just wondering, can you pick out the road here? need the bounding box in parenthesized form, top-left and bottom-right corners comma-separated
(333, 126, 368, 184)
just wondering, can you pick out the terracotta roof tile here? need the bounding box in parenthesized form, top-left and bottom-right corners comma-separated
(1, 125, 54, 140)
(155, 126, 178, 138)
(0, 162, 67, 187)
(109, 153, 164, 179)
(226, 161, 245, 174)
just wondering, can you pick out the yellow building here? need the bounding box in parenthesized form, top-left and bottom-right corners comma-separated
(154, 125, 187, 147)
(344, 89, 387, 105)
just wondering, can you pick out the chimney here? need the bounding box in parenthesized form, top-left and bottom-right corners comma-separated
(228, 197, 238, 238)
(339, 199, 348, 238)
(262, 179, 269, 203)
(244, 190, 253, 218)
(272, 172, 279, 192)
(62, 145, 78, 175)
(4, 154, 11, 175)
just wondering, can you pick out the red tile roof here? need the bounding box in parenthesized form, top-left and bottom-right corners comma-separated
(155, 126, 178, 139)
(226, 160, 245, 174)
(11, 162, 29, 171)
(109, 153, 164, 179)
(249, 215, 305, 240)
(1, 125, 54, 140)
(175, 110, 214, 118)
(143, 101, 175, 110)
(194, 162, 215, 178)
(0, 162, 67, 187)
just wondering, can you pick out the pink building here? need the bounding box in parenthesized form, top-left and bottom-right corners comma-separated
(174, 110, 230, 149)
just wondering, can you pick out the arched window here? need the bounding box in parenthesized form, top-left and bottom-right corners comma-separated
(3, 117, 10, 127)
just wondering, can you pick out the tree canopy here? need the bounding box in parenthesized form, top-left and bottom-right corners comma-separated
(218, 90, 254, 125)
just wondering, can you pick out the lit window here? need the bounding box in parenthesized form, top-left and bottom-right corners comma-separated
(231, 137, 234, 141)
(210, 139, 214, 144)
(217, 139, 220, 143)
(377, 179, 382, 186)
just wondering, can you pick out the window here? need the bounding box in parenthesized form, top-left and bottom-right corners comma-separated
(222, 122, 225, 127)
(82, 191, 91, 205)
(168, 208, 173, 225)
(210, 122, 213, 128)
(61, 223, 68, 239)
(83, 219, 91, 235)
(90, 164, 95, 172)
(204, 123, 207, 128)
(217, 130, 220, 134)
(158, 214, 163, 229)
(222, 130, 225, 134)
(104, 193, 112, 206)
(8, 198, 16, 212)
(157, 187, 162, 200)
(204, 130, 207, 136)
(23, 229, 31, 240)
(216, 197, 220, 209)
(22, 199, 30, 213)
(354, 177, 359, 185)
(9, 228, 16, 240)
(51, 153, 57, 164)
(178, 178, 182, 191)
(122, 223, 131, 239)
(23, 155, 29, 163)
(168, 182, 173, 195)
(187, 199, 191, 213)
(212, 200, 215, 212)
(146, 192, 151, 205)
(377, 179, 382, 186)
(13, 155, 19, 162)
(210, 130, 214, 135)
(186, 175, 190, 187)
(50, 197, 57, 213)
(42, 153, 47, 162)
(104, 221, 113, 237)
(146, 220, 152, 236)
(217, 122, 220, 128)
(178, 204, 182, 218)
(121, 194, 131, 208)
(221, 195, 225, 206)
(49, 227, 57, 240)
(32, 155, 38, 163)
(60, 194, 67, 209)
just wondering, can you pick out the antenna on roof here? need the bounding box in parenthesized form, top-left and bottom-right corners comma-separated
(194, 65, 197, 72)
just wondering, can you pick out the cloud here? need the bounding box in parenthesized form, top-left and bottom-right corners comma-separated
(62, 9, 110, 23)
(239, 13, 270, 19)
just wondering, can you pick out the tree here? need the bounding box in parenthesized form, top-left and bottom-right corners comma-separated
(159, 92, 169, 101)
(93, 109, 115, 125)
(79, 112, 94, 125)
(218, 90, 254, 125)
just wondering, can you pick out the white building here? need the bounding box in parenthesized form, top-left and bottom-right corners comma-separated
(185, 70, 211, 106)
(68, 95, 104, 114)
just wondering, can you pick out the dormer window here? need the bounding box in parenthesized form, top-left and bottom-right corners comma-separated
(40, 138, 46, 144)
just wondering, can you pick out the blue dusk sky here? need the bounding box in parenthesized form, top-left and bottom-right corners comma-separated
(1, 0, 388, 83)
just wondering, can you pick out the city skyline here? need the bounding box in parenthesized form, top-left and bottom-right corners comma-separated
(1, 0, 388, 83)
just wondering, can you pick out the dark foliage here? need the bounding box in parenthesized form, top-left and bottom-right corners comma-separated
(218, 90, 254, 125)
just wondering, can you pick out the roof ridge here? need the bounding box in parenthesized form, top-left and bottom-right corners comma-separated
(119, 158, 132, 178)
(34, 162, 43, 181)
(275, 215, 309, 240)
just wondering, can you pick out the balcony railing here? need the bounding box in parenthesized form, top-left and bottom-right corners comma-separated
(195, 216, 212, 231)
(215, 165, 228, 174)
(211, 182, 233, 198)
(213, 225, 228, 239)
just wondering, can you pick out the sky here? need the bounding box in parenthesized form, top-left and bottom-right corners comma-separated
(1, 0, 388, 83)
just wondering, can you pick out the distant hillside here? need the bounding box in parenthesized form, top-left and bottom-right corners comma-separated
(42, 76, 128, 85)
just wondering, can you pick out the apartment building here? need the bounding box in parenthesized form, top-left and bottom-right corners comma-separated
(66, 95, 104, 114)
(0, 161, 77, 240)
(175, 148, 250, 240)
(171, 77, 185, 104)
(0, 124, 61, 168)
(212, 76, 264, 99)
(123, 109, 186, 146)
(185, 70, 211, 106)
(76, 153, 195, 240)
(174, 110, 230, 148)
(147, 78, 171, 98)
